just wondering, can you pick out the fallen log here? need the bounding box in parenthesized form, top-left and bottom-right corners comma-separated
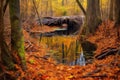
(39, 16, 83, 26)
(83, 68, 101, 76)
(37, 16, 84, 34)
(81, 68, 108, 78)
(82, 74, 107, 78)
(95, 48, 118, 60)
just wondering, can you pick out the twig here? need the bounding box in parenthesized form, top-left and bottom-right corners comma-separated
(29, 54, 57, 66)
(82, 74, 107, 78)
(32, 0, 43, 26)
(95, 48, 118, 59)
(84, 68, 101, 76)
(25, 40, 32, 50)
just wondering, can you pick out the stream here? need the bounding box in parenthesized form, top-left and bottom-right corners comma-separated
(40, 36, 94, 66)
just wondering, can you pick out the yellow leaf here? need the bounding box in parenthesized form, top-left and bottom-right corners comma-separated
(68, 75, 74, 79)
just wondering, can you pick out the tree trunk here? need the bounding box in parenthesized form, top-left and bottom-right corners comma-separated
(9, 0, 26, 70)
(86, 0, 101, 34)
(45, 1, 48, 16)
(114, 0, 120, 25)
(95, 0, 101, 18)
(3, 0, 9, 14)
(0, 0, 14, 70)
(114, 0, 120, 39)
(0, 1, 4, 64)
(109, 0, 114, 20)
(62, 0, 64, 6)
(49, 0, 53, 16)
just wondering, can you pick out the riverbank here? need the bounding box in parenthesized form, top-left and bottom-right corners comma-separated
(2, 21, 120, 80)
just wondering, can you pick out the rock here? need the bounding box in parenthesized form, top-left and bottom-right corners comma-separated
(81, 41, 97, 64)
(81, 41, 97, 51)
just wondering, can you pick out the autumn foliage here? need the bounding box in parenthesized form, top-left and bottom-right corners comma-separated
(1, 21, 120, 80)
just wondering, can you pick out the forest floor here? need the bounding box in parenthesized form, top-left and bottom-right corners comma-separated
(4, 20, 120, 80)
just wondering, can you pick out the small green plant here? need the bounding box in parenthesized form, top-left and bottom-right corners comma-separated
(29, 59, 35, 64)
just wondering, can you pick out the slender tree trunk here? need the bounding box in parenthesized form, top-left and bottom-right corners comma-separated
(40, 0, 43, 16)
(76, 0, 86, 16)
(100, 0, 103, 20)
(114, 0, 120, 39)
(62, 0, 64, 6)
(45, 1, 48, 16)
(62, 43, 65, 63)
(0, 0, 4, 66)
(49, 0, 53, 16)
(9, 0, 26, 70)
(32, 0, 42, 26)
(0, 0, 14, 70)
(109, 0, 114, 20)
(114, 0, 120, 25)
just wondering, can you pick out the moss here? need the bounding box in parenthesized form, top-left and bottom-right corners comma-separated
(17, 36, 25, 58)
(11, 18, 26, 69)
(17, 36, 26, 69)
(11, 20, 26, 69)
(9, 0, 26, 71)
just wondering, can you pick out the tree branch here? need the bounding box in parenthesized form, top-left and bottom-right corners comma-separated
(76, 0, 86, 16)
(32, 0, 43, 26)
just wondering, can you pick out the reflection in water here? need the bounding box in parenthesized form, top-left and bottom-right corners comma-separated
(77, 51, 86, 66)
(41, 36, 87, 66)
(70, 51, 86, 66)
